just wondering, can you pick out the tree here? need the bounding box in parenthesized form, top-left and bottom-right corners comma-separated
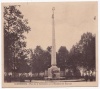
(32, 46, 44, 76)
(69, 32, 95, 76)
(68, 44, 82, 68)
(31, 46, 51, 76)
(79, 32, 95, 70)
(57, 46, 69, 70)
(47, 46, 52, 53)
(43, 46, 51, 69)
(17, 49, 31, 73)
(4, 5, 31, 74)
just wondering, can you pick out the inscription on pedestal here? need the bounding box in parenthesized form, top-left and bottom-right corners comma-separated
(48, 66, 60, 79)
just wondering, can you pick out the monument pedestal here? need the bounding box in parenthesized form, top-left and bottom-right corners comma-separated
(48, 66, 60, 79)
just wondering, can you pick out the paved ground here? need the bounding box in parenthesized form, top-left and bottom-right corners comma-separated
(24, 78, 85, 82)
(5, 78, 86, 83)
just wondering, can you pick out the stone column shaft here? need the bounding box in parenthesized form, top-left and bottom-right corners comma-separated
(51, 7, 56, 66)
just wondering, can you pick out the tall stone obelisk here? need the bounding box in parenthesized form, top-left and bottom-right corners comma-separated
(48, 7, 60, 79)
(51, 7, 56, 66)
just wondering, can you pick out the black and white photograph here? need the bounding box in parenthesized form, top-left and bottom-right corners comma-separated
(2, 2, 98, 87)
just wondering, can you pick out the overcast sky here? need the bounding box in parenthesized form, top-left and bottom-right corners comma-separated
(18, 2, 97, 51)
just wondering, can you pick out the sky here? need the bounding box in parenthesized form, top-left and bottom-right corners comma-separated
(18, 2, 97, 51)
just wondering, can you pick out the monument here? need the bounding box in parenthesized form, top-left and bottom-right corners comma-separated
(48, 7, 60, 79)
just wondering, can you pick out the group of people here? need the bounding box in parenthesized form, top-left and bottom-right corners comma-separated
(4, 71, 96, 82)
(84, 74, 95, 81)
(4, 74, 32, 82)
